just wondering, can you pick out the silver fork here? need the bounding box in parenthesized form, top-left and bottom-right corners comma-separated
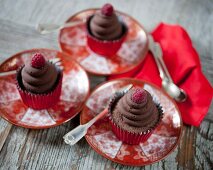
(0, 58, 62, 77)
(37, 18, 86, 34)
(63, 84, 133, 146)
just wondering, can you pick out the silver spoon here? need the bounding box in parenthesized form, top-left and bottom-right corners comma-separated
(36, 18, 86, 34)
(63, 84, 133, 145)
(148, 36, 187, 102)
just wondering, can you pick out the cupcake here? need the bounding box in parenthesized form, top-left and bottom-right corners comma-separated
(86, 3, 128, 57)
(108, 88, 163, 145)
(16, 53, 63, 110)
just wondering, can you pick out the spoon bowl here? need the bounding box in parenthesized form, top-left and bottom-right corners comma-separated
(162, 79, 187, 102)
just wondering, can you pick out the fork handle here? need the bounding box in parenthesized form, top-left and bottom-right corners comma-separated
(38, 19, 86, 34)
(63, 125, 88, 145)
(63, 84, 133, 145)
(86, 108, 108, 127)
(0, 58, 59, 77)
(0, 70, 16, 77)
(63, 109, 108, 145)
(63, 19, 86, 28)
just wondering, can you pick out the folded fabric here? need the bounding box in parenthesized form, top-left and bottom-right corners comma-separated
(109, 23, 213, 127)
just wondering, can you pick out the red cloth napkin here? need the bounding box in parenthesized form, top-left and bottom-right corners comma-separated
(109, 23, 213, 127)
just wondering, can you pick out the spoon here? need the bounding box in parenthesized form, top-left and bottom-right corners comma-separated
(148, 36, 187, 102)
(36, 18, 86, 34)
(162, 78, 187, 102)
(63, 84, 133, 145)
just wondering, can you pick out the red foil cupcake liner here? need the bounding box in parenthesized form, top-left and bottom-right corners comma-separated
(109, 117, 155, 145)
(86, 16, 128, 57)
(16, 69, 63, 110)
(110, 118, 157, 145)
(108, 91, 163, 145)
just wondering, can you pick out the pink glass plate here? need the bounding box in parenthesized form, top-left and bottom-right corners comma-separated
(59, 9, 148, 76)
(0, 49, 90, 129)
(80, 78, 182, 166)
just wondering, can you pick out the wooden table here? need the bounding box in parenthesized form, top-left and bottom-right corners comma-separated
(0, 0, 212, 169)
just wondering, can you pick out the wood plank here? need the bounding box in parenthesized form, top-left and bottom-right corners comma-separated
(0, 0, 212, 169)
(0, 119, 12, 151)
(0, 125, 29, 169)
(196, 120, 213, 169)
(176, 126, 196, 169)
(0, 18, 58, 60)
(0, 117, 79, 170)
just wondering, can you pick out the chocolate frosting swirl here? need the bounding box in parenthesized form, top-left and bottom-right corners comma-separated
(112, 89, 160, 133)
(21, 61, 58, 94)
(90, 11, 123, 40)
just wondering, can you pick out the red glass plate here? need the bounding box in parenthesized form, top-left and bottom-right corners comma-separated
(59, 9, 148, 76)
(80, 78, 182, 166)
(0, 49, 90, 129)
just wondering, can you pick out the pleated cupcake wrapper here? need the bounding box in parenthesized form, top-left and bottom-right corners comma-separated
(109, 116, 154, 145)
(86, 16, 128, 57)
(16, 69, 63, 110)
(108, 91, 164, 145)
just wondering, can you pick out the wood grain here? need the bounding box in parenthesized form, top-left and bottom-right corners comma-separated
(0, 119, 12, 151)
(0, 0, 212, 170)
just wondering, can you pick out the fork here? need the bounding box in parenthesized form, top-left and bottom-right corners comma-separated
(37, 18, 86, 34)
(0, 58, 62, 77)
(63, 84, 133, 146)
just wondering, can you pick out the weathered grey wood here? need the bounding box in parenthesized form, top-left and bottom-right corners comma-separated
(0, 0, 212, 170)
(0, 119, 12, 151)
(0, 18, 58, 60)
(196, 123, 213, 169)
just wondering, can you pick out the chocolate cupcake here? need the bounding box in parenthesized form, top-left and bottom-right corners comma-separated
(86, 3, 128, 57)
(108, 88, 163, 145)
(16, 53, 63, 110)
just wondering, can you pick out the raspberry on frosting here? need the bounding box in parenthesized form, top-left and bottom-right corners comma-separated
(101, 3, 114, 16)
(31, 53, 46, 69)
(131, 88, 147, 104)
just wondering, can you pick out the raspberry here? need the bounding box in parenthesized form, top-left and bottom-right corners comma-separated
(101, 3, 114, 16)
(31, 53, 46, 68)
(131, 88, 147, 104)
